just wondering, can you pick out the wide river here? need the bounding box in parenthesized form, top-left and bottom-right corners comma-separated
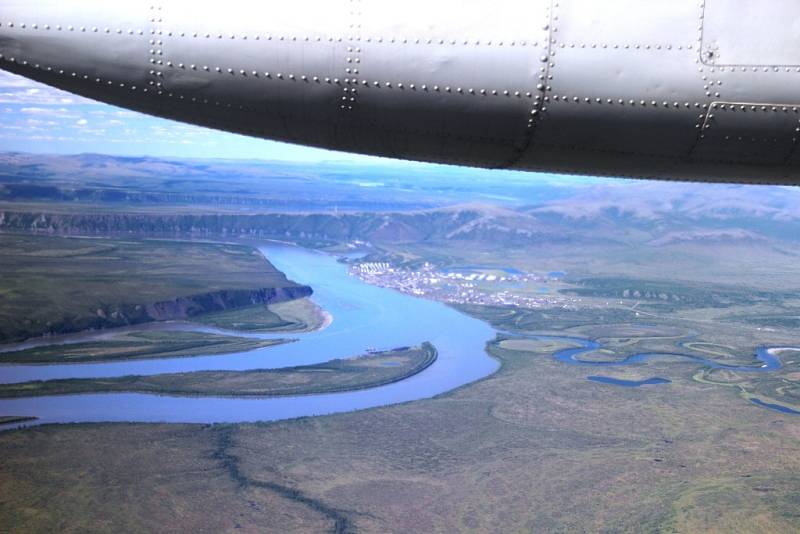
(0, 244, 795, 426)
(0, 245, 499, 425)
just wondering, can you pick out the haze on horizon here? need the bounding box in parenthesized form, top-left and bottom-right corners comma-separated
(0, 70, 616, 189)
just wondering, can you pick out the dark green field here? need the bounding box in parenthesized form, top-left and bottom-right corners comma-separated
(0, 234, 303, 343)
(0, 344, 436, 398)
(0, 331, 289, 365)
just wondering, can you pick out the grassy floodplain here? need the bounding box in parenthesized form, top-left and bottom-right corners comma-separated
(1, 154, 800, 531)
(0, 344, 436, 398)
(0, 331, 290, 365)
(0, 233, 304, 343)
(1, 330, 798, 532)
(196, 298, 327, 333)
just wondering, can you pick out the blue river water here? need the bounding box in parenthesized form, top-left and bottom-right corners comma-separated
(506, 334, 783, 371)
(508, 334, 798, 415)
(0, 245, 499, 425)
(750, 398, 800, 415)
(0, 244, 796, 426)
(587, 376, 672, 387)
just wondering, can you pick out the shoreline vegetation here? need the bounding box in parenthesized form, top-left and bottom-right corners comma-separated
(0, 297, 329, 365)
(0, 332, 292, 365)
(0, 343, 437, 399)
(195, 298, 329, 333)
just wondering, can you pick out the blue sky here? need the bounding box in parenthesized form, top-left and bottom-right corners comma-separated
(0, 70, 610, 190)
(0, 70, 374, 162)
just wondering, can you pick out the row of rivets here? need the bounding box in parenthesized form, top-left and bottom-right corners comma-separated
(0, 49, 279, 115)
(2, 21, 145, 35)
(695, 1, 712, 136)
(342, 0, 362, 111)
(161, 59, 539, 99)
(1, 55, 148, 93)
(558, 43, 694, 50)
(521, 5, 553, 139)
(149, 6, 163, 92)
(551, 95, 709, 109)
(528, 2, 557, 131)
(712, 103, 800, 113)
(0, 20, 548, 49)
(163, 30, 535, 46)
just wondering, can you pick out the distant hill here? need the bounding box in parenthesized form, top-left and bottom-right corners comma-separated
(1, 151, 799, 247)
(529, 182, 800, 242)
(0, 205, 592, 249)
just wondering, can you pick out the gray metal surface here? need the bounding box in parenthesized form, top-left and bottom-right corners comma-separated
(2, 0, 800, 184)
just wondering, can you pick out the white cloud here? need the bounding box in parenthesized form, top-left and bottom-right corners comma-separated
(0, 71, 91, 105)
(0, 71, 40, 88)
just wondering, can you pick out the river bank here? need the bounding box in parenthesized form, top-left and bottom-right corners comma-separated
(0, 244, 499, 425)
(0, 344, 437, 399)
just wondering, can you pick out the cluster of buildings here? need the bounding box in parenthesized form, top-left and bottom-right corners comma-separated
(349, 261, 580, 310)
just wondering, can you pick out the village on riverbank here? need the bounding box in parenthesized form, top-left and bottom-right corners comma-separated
(348, 261, 581, 310)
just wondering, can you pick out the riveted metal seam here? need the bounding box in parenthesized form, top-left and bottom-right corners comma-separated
(685, 0, 716, 161)
(341, 0, 362, 113)
(501, 0, 554, 169)
(148, 5, 163, 96)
